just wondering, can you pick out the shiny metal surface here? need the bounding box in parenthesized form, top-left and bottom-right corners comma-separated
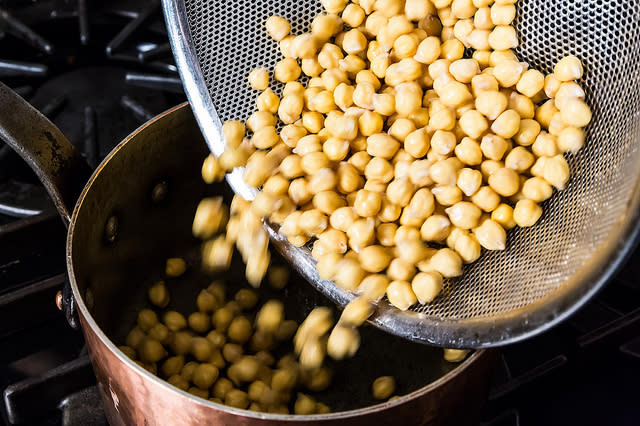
(0, 82, 90, 226)
(163, 0, 640, 347)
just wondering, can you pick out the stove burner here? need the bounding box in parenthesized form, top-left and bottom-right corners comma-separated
(0, 1, 184, 217)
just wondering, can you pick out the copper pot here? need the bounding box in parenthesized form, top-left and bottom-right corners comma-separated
(0, 83, 497, 425)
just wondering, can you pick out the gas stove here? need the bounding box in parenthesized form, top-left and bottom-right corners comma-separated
(0, 1, 638, 426)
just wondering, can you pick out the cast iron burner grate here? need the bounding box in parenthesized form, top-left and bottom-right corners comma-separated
(0, 0, 185, 217)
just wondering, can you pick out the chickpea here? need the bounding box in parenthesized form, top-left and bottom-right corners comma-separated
(444, 348, 470, 362)
(342, 28, 368, 54)
(188, 387, 209, 399)
(225, 389, 249, 409)
(256, 88, 280, 114)
(459, 109, 489, 139)
(490, 203, 515, 230)
(513, 199, 543, 227)
(187, 312, 211, 334)
(490, 2, 515, 24)
(311, 14, 343, 42)
(386, 258, 416, 282)
(365, 157, 394, 183)
(384, 280, 416, 310)
(201, 154, 224, 184)
(536, 99, 559, 129)
(192, 336, 215, 361)
(299, 336, 327, 369)
(505, 146, 535, 173)
(357, 245, 391, 273)
(222, 343, 244, 363)
(406, 159, 433, 187)
(406, 0, 435, 20)
(439, 81, 473, 108)
(359, 111, 384, 136)
(125, 327, 146, 350)
(299, 209, 329, 236)
(213, 306, 234, 333)
(206, 330, 226, 349)
(432, 185, 463, 206)
(334, 257, 366, 290)
(452, 230, 481, 263)
(177, 362, 198, 383)
(418, 215, 450, 242)
(342, 3, 365, 26)
(165, 257, 186, 277)
(559, 98, 592, 128)
(265, 16, 291, 41)
(543, 154, 571, 190)
(454, 137, 482, 166)
(488, 167, 520, 197)
(192, 363, 219, 390)
(167, 375, 189, 391)
(443, 201, 481, 230)
(430, 248, 463, 277)
(136, 309, 158, 332)
(353, 274, 387, 301)
(266, 322, 294, 345)
(469, 185, 499, 213)
(248, 67, 269, 91)
(352, 189, 381, 217)
(557, 127, 585, 153)
(516, 69, 545, 97)
(293, 393, 317, 415)
(212, 377, 234, 400)
(393, 33, 419, 59)
(554, 55, 584, 82)
(467, 29, 491, 50)
(327, 325, 360, 359)
(555, 82, 586, 110)
(514, 119, 541, 146)
(139, 338, 166, 363)
(475, 90, 508, 120)
(388, 119, 417, 143)
(268, 266, 290, 290)
(255, 300, 284, 333)
(412, 271, 443, 304)
(366, 133, 400, 159)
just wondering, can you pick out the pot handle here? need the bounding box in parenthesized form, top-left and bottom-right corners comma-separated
(0, 81, 91, 227)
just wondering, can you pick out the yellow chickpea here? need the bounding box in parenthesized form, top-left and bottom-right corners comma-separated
(505, 146, 535, 172)
(543, 154, 571, 190)
(386, 280, 418, 310)
(491, 203, 516, 230)
(445, 201, 482, 229)
(432, 185, 463, 206)
(491, 109, 521, 138)
(513, 199, 543, 227)
(554, 55, 584, 82)
(248, 67, 269, 91)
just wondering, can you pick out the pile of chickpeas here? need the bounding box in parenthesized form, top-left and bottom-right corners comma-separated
(119, 255, 413, 413)
(195, 0, 591, 374)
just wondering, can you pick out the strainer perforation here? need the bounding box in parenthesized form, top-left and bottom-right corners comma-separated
(165, 0, 640, 346)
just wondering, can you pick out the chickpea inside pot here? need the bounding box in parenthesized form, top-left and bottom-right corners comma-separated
(113, 226, 473, 413)
(62, 99, 494, 422)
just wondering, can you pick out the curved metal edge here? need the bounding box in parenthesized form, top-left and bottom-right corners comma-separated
(160, 0, 640, 349)
(160, 0, 257, 202)
(0, 82, 91, 226)
(66, 100, 491, 422)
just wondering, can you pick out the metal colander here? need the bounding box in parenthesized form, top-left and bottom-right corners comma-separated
(162, 0, 640, 348)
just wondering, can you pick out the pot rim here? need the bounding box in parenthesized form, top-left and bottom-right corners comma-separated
(66, 102, 488, 421)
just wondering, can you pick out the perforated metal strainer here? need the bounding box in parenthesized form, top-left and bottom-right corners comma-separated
(162, 0, 640, 348)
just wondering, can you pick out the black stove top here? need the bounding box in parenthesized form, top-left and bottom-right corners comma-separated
(0, 1, 638, 426)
